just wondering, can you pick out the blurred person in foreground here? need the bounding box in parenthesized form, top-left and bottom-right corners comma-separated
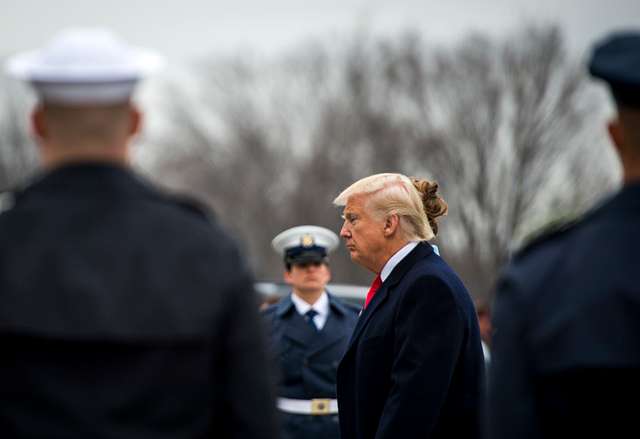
(262, 225, 359, 439)
(488, 30, 640, 439)
(333, 173, 485, 439)
(0, 28, 277, 438)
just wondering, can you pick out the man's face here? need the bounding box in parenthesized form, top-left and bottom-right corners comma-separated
(284, 261, 331, 295)
(339, 194, 386, 272)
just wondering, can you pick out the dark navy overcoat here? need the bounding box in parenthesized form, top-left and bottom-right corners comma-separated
(337, 242, 485, 439)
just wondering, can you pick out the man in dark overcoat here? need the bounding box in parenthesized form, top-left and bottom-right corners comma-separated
(262, 225, 359, 439)
(333, 174, 485, 439)
(0, 28, 277, 439)
(489, 31, 640, 439)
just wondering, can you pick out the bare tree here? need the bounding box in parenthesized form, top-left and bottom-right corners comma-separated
(130, 26, 619, 298)
(419, 28, 618, 299)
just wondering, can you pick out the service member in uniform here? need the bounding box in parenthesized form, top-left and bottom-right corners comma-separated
(489, 31, 640, 439)
(0, 28, 277, 438)
(262, 225, 359, 439)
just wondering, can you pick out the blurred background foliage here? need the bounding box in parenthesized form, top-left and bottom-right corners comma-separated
(0, 25, 620, 302)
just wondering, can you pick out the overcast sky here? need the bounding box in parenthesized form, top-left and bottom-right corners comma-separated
(1, 0, 638, 64)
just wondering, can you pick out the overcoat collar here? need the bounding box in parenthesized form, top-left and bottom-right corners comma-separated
(16, 163, 157, 204)
(275, 291, 351, 318)
(345, 242, 434, 352)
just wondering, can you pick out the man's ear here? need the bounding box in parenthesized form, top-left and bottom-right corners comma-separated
(31, 105, 47, 142)
(127, 103, 142, 138)
(383, 214, 399, 237)
(608, 118, 624, 155)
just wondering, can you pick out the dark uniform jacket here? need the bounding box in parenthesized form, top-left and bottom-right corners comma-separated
(0, 163, 278, 439)
(337, 242, 485, 439)
(262, 292, 358, 439)
(489, 183, 640, 439)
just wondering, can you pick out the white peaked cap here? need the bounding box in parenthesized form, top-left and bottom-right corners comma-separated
(5, 27, 165, 104)
(272, 225, 340, 256)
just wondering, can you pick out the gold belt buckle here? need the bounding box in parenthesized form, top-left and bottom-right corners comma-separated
(310, 398, 331, 415)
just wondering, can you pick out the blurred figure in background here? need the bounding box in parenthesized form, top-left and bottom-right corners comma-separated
(0, 28, 277, 438)
(262, 225, 359, 439)
(334, 174, 485, 439)
(260, 292, 283, 311)
(474, 298, 493, 368)
(489, 30, 640, 439)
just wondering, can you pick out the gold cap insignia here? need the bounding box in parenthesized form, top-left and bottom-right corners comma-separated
(300, 234, 315, 248)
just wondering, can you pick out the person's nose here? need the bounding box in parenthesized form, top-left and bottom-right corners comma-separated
(340, 222, 351, 239)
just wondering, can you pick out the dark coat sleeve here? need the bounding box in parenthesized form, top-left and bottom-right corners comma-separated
(211, 253, 279, 439)
(488, 272, 540, 439)
(375, 275, 464, 439)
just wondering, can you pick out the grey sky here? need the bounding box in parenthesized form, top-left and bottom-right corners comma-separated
(1, 0, 639, 64)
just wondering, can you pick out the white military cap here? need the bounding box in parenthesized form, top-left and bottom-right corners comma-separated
(5, 27, 164, 104)
(272, 225, 340, 265)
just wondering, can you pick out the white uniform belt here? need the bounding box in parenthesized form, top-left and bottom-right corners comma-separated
(277, 397, 338, 415)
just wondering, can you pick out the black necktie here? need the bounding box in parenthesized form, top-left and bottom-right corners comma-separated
(304, 309, 318, 332)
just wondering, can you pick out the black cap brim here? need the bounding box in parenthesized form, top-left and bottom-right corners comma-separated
(286, 251, 326, 265)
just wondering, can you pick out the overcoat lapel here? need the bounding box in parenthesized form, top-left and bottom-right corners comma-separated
(346, 282, 391, 351)
(344, 242, 434, 353)
(283, 316, 316, 346)
(276, 295, 316, 347)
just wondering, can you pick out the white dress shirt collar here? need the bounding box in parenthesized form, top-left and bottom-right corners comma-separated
(291, 290, 329, 330)
(380, 241, 419, 282)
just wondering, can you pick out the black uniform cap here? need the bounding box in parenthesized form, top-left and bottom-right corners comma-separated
(589, 30, 640, 108)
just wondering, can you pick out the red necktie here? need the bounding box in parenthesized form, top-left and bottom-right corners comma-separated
(364, 275, 382, 309)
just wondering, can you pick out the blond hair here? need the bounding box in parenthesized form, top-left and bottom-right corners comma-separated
(333, 173, 448, 241)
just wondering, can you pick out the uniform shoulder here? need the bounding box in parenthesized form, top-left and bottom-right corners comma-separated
(514, 188, 621, 260)
(155, 192, 247, 264)
(260, 297, 294, 323)
(158, 193, 236, 245)
(514, 220, 578, 260)
(328, 293, 361, 315)
(344, 302, 361, 315)
(164, 193, 216, 223)
(132, 171, 213, 222)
